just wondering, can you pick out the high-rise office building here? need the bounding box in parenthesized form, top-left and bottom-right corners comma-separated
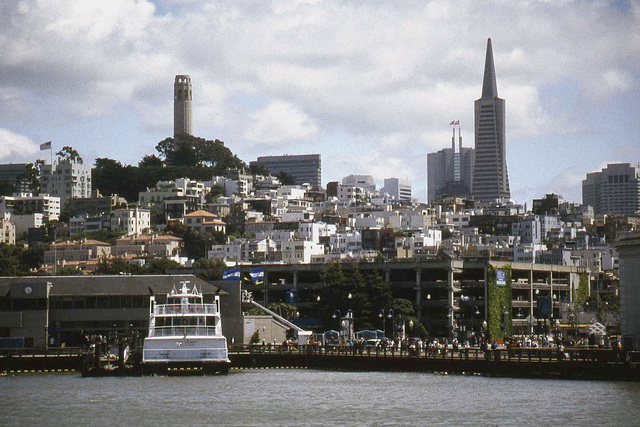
(174, 75, 193, 137)
(472, 38, 510, 202)
(427, 125, 474, 202)
(383, 178, 412, 202)
(582, 163, 640, 216)
(251, 154, 322, 188)
(0, 163, 30, 194)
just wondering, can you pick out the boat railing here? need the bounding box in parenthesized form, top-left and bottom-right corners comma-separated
(148, 325, 220, 337)
(154, 304, 219, 316)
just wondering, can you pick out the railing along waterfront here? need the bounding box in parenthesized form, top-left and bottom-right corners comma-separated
(154, 304, 219, 316)
(232, 344, 640, 365)
(0, 347, 88, 358)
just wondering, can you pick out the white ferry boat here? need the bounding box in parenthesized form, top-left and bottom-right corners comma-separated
(143, 281, 230, 375)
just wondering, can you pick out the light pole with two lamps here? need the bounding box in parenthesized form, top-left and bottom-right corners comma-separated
(332, 309, 341, 342)
(471, 306, 480, 346)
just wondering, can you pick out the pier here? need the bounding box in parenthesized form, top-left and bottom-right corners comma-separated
(2, 345, 639, 381)
(231, 344, 640, 381)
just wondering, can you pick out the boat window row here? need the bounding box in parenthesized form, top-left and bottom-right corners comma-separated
(154, 303, 219, 316)
(50, 295, 149, 310)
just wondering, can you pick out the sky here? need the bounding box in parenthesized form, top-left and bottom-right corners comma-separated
(0, 0, 639, 206)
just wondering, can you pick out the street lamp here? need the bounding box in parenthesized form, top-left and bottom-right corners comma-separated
(378, 310, 385, 338)
(501, 307, 510, 342)
(482, 320, 487, 344)
(425, 294, 431, 340)
(316, 296, 321, 329)
(332, 309, 341, 331)
(471, 306, 480, 345)
(388, 309, 394, 339)
(346, 309, 354, 342)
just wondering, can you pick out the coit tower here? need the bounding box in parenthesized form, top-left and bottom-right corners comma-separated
(174, 75, 193, 137)
(472, 39, 511, 202)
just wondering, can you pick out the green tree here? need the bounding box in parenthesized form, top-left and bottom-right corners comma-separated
(57, 266, 83, 276)
(155, 135, 246, 172)
(575, 273, 590, 305)
(486, 265, 512, 340)
(277, 171, 296, 185)
(92, 158, 125, 197)
(138, 155, 164, 168)
(94, 256, 145, 275)
(17, 163, 41, 195)
(0, 180, 15, 196)
(318, 261, 428, 337)
(56, 146, 83, 163)
(268, 302, 298, 320)
(597, 293, 620, 326)
(0, 243, 45, 276)
(146, 257, 183, 274)
(192, 258, 226, 280)
(71, 229, 126, 245)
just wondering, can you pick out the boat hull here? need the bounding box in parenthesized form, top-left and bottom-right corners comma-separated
(143, 335, 230, 375)
(142, 360, 230, 376)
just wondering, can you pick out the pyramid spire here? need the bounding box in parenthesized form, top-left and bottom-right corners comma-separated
(481, 38, 498, 98)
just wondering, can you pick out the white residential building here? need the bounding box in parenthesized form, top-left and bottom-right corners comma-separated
(342, 175, 376, 191)
(513, 244, 547, 263)
(336, 185, 375, 205)
(183, 209, 226, 233)
(207, 239, 259, 263)
(277, 186, 307, 200)
(281, 240, 325, 264)
(39, 159, 91, 208)
(512, 215, 559, 244)
(0, 194, 60, 221)
(329, 230, 362, 254)
(69, 215, 110, 235)
(396, 229, 442, 252)
(298, 221, 337, 244)
(112, 234, 182, 258)
(111, 208, 151, 236)
(570, 247, 619, 272)
(6, 213, 45, 236)
(0, 214, 16, 245)
(44, 240, 111, 264)
(441, 211, 472, 229)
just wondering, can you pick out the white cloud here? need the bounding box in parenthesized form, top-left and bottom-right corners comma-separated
(245, 101, 318, 145)
(0, 129, 38, 161)
(0, 0, 637, 201)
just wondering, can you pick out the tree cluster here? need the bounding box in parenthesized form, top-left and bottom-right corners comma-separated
(0, 243, 46, 276)
(156, 135, 246, 171)
(318, 262, 427, 338)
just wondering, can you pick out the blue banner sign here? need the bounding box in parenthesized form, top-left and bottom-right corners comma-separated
(496, 269, 507, 286)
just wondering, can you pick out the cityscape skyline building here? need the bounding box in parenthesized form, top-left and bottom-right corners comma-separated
(427, 124, 475, 202)
(383, 178, 412, 202)
(472, 38, 511, 202)
(251, 154, 322, 188)
(582, 163, 640, 216)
